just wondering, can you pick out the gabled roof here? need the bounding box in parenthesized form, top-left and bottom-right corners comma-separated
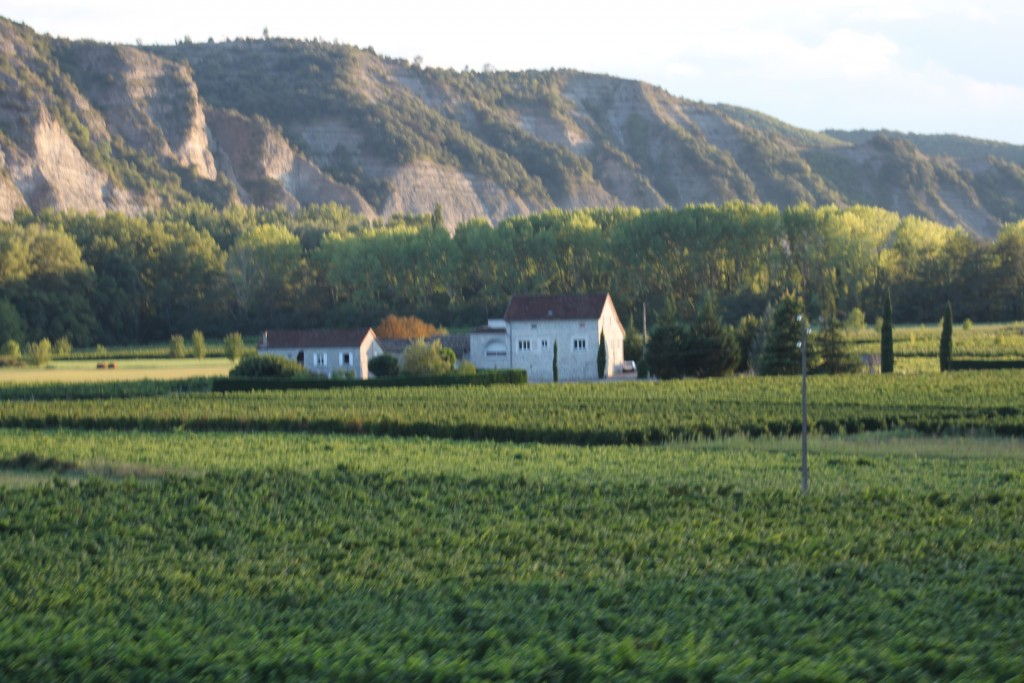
(503, 293, 610, 321)
(261, 327, 375, 349)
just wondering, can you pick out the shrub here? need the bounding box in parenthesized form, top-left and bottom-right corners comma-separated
(229, 354, 312, 378)
(401, 339, 455, 376)
(368, 354, 400, 377)
(54, 336, 73, 357)
(192, 330, 207, 359)
(331, 369, 356, 380)
(223, 332, 246, 361)
(2, 339, 21, 359)
(845, 307, 866, 331)
(26, 338, 53, 367)
(95, 344, 107, 355)
(963, 318, 974, 331)
(169, 335, 186, 358)
(455, 360, 477, 376)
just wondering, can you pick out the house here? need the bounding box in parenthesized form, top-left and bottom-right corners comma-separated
(258, 327, 383, 379)
(377, 334, 470, 361)
(469, 293, 627, 382)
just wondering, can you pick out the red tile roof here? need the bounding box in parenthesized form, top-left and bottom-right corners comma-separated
(261, 328, 374, 349)
(503, 293, 610, 321)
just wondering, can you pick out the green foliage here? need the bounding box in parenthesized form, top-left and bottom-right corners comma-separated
(455, 360, 477, 376)
(2, 339, 21, 359)
(646, 325, 688, 379)
(0, 378, 212, 402)
(0, 299, 25, 344)
(735, 313, 762, 372)
(597, 332, 607, 379)
(756, 292, 806, 375)
(646, 297, 740, 378)
(401, 339, 455, 376)
(368, 354, 400, 378)
(228, 354, 311, 379)
(54, 336, 73, 357)
(169, 334, 187, 359)
(191, 329, 207, 359)
(882, 293, 895, 373)
(3, 203, 1024, 348)
(223, 332, 246, 361)
(963, 318, 974, 331)
(940, 302, 954, 371)
(845, 307, 866, 331)
(25, 338, 52, 367)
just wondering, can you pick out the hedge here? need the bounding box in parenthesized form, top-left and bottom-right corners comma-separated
(211, 370, 527, 392)
(947, 359, 1024, 371)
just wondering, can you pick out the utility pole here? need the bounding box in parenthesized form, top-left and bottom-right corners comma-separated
(797, 314, 810, 493)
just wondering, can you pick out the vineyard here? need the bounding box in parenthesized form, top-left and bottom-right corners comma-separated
(1, 356, 1023, 676)
(1, 370, 1022, 443)
(1, 429, 1022, 677)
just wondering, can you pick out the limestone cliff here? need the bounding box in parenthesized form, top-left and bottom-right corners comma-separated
(2, 16, 1023, 237)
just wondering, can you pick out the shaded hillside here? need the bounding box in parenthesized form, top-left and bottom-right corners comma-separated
(2, 17, 1023, 237)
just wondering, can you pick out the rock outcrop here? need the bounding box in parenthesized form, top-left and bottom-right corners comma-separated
(2, 16, 1023, 237)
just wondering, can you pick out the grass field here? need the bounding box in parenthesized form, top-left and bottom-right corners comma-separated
(0, 358, 233, 384)
(1, 428, 1022, 677)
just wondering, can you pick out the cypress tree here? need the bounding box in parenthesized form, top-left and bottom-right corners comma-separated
(597, 332, 607, 379)
(552, 340, 559, 383)
(939, 301, 953, 371)
(881, 292, 894, 373)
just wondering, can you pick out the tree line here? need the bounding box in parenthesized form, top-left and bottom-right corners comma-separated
(1, 201, 1022, 346)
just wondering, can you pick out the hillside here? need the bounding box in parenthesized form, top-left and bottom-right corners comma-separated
(2, 17, 1023, 238)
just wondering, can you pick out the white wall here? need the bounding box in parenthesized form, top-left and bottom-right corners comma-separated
(260, 341, 380, 379)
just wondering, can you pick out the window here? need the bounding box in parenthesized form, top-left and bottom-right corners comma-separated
(314, 352, 326, 366)
(340, 352, 352, 365)
(518, 339, 532, 351)
(573, 338, 587, 351)
(485, 340, 507, 356)
(540, 339, 549, 350)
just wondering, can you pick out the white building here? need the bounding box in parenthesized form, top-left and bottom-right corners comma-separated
(258, 327, 383, 379)
(469, 293, 627, 382)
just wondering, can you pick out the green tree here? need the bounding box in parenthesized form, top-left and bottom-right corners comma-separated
(597, 332, 607, 379)
(756, 292, 806, 375)
(552, 340, 559, 383)
(368, 354, 400, 377)
(939, 301, 953, 371)
(646, 325, 688, 379)
(680, 294, 741, 378)
(54, 336, 73, 357)
(2, 339, 20, 359)
(26, 338, 52, 367)
(223, 332, 246, 361)
(191, 330, 207, 359)
(401, 339, 455, 376)
(845, 307, 866, 331)
(169, 334, 186, 358)
(0, 299, 25, 344)
(815, 292, 861, 374)
(881, 292, 894, 374)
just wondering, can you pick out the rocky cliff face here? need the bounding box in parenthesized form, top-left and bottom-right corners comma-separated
(2, 16, 1023, 238)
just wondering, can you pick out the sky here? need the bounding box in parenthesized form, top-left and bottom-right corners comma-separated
(6, 0, 1024, 143)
